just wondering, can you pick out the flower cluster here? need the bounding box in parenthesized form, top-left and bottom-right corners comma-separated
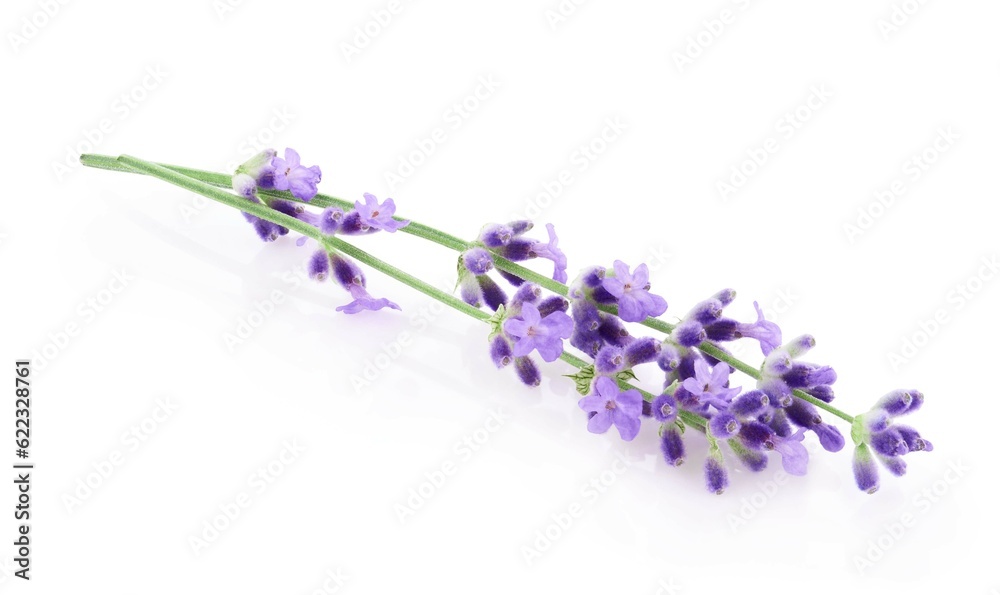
(232, 149, 408, 314)
(459, 234, 929, 495)
(226, 147, 931, 495)
(851, 390, 932, 494)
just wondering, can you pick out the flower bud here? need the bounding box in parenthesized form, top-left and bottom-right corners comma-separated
(853, 443, 879, 494)
(672, 319, 706, 348)
(462, 247, 494, 275)
(490, 335, 512, 368)
(660, 424, 685, 467)
(624, 337, 660, 367)
(319, 207, 344, 235)
(479, 224, 513, 247)
(709, 412, 740, 439)
(595, 346, 625, 374)
(514, 356, 540, 387)
(704, 454, 729, 495)
(731, 390, 769, 418)
(537, 295, 569, 317)
(477, 275, 507, 312)
(651, 393, 677, 423)
(307, 250, 330, 281)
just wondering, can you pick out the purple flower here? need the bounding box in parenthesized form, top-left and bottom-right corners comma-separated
(336, 284, 401, 314)
(738, 302, 782, 355)
(354, 193, 409, 232)
(503, 302, 573, 363)
(602, 260, 668, 322)
(772, 428, 809, 476)
(530, 224, 568, 284)
(578, 376, 643, 441)
(681, 359, 741, 410)
(705, 301, 782, 355)
(270, 148, 322, 200)
(330, 254, 400, 314)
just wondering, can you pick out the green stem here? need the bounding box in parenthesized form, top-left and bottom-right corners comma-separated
(81, 153, 855, 424)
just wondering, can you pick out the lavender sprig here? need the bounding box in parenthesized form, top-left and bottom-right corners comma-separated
(80, 150, 932, 495)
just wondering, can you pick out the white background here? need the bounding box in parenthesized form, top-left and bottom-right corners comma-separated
(3, 0, 999, 593)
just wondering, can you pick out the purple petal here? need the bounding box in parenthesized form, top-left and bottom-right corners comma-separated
(380, 198, 397, 217)
(814, 424, 845, 453)
(775, 431, 809, 476)
(612, 260, 631, 281)
(520, 302, 542, 326)
(541, 310, 574, 338)
(578, 393, 608, 413)
(612, 410, 641, 441)
(587, 410, 613, 434)
(616, 389, 643, 418)
(681, 377, 703, 397)
(503, 318, 531, 338)
(693, 358, 712, 381)
(617, 294, 643, 322)
(594, 376, 619, 400)
(643, 293, 668, 317)
(602, 277, 626, 298)
(534, 337, 564, 362)
(511, 336, 536, 358)
(709, 361, 729, 387)
(631, 263, 650, 287)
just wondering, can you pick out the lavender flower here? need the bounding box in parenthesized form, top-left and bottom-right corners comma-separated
(530, 224, 568, 283)
(704, 301, 782, 355)
(757, 335, 836, 408)
(601, 260, 668, 322)
(578, 376, 643, 441)
(354, 193, 409, 232)
(503, 302, 573, 362)
(270, 148, 322, 200)
(330, 254, 400, 314)
(183, 144, 937, 496)
(772, 428, 809, 475)
(851, 389, 932, 492)
(336, 285, 402, 314)
(681, 359, 741, 410)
